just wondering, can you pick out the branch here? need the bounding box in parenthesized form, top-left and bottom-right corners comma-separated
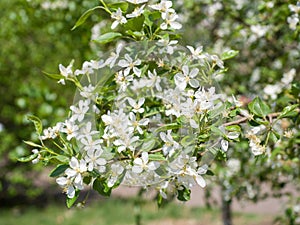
(223, 117, 248, 127)
(223, 111, 287, 127)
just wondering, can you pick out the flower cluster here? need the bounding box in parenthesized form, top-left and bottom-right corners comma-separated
(42, 40, 224, 200)
(24, 0, 229, 204)
(287, 2, 300, 30)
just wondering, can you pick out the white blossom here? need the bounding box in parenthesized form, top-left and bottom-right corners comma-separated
(132, 152, 159, 174)
(80, 135, 103, 152)
(160, 130, 180, 156)
(107, 163, 124, 187)
(70, 100, 89, 122)
(80, 84, 97, 101)
(105, 43, 123, 68)
(84, 149, 107, 172)
(281, 68, 296, 86)
(126, 0, 148, 4)
(160, 12, 182, 30)
(74, 61, 94, 76)
(111, 8, 127, 29)
(58, 60, 74, 85)
(56, 176, 76, 198)
(118, 54, 142, 76)
(126, 5, 145, 18)
(246, 132, 266, 156)
(115, 70, 134, 91)
(60, 120, 79, 140)
(174, 65, 200, 90)
(128, 112, 149, 134)
(149, 1, 174, 13)
(157, 38, 178, 54)
(31, 149, 41, 164)
(221, 139, 229, 152)
(287, 15, 299, 30)
(113, 133, 139, 153)
(210, 55, 224, 69)
(187, 45, 207, 61)
(147, 69, 162, 91)
(77, 122, 99, 140)
(59, 157, 88, 195)
(127, 97, 145, 113)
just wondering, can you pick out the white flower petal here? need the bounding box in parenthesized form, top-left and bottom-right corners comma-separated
(195, 175, 206, 188)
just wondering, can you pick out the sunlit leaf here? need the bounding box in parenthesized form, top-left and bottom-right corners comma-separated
(72, 6, 107, 30)
(93, 32, 122, 44)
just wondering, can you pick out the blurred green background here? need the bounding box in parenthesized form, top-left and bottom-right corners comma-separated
(0, 0, 99, 204)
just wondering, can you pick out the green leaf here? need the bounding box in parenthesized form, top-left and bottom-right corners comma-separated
(248, 97, 271, 117)
(221, 50, 239, 60)
(225, 125, 241, 133)
(141, 139, 156, 152)
(71, 6, 106, 30)
(18, 153, 38, 162)
(291, 82, 300, 98)
(27, 115, 43, 134)
(277, 104, 299, 119)
(23, 140, 42, 148)
(42, 71, 63, 80)
(269, 131, 280, 143)
(49, 164, 69, 177)
(180, 135, 196, 147)
(93, 32, 122, 44)
(177, 186, 191, 202)
(52, 155, 70, 163)
(154, 123, 180, 133)
(148, 153, 166, 161)
(206, 170, 215, 176)
(208, 103, 226, 119)
(210, 126, 225, 137)
(66, 190, 80, 208)
(93, 177, 112, 197)
(124, 15, 145, 32)
(108, 2, 128, 11)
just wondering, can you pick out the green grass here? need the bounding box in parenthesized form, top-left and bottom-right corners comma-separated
(0, 197, 273, 225)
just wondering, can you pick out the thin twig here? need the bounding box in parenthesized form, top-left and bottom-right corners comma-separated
(223, 110, 294, 127)
(223, 117, 248, 127)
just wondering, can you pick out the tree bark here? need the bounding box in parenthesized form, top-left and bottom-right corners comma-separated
(221, 187, 233, 225)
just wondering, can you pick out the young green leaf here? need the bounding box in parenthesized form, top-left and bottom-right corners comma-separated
(221, 50, 239, 60)
(93, 177, 112, 197)
(42, 71, 64, 80)
(71, 6, 107, 30)
(225, 125, 241, 133)
(277, 104, 299, 119)
(248, 97, 271, 117)
(177, 186, 191, 201)
(23, 140, 42, 148)
(93, 32, 122, 44)
(148, 153, 166, 161)
(180, 135, 196, 147)
(108, 2, 128, 11)
(50, 164, 69, 177)
(27, 115, 43, 134)
(124, 16, 145, 32)
(66, 191, 80, 208)
(18, 153, 38, 163)
(141, 139, 156, 152)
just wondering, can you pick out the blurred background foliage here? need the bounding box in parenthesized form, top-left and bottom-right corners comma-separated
(0, 0, 100, 204)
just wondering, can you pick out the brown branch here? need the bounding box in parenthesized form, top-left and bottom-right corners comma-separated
(223, 109, 298, 127)
(223, 117, 248, 127)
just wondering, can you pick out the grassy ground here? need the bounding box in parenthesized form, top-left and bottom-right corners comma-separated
(0, 197, 273, 225)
